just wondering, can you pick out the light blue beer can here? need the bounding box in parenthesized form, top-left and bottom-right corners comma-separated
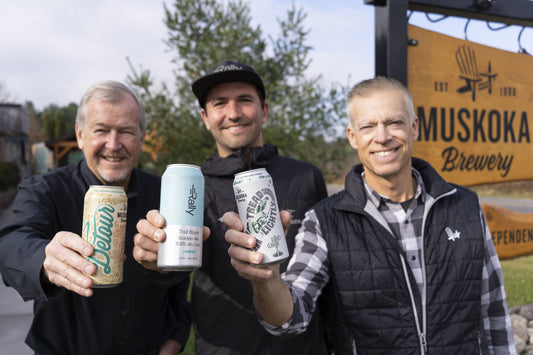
(157, 164, 204, 271)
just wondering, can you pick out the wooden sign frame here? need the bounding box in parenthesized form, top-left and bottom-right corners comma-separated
(365, 0, 533, 259)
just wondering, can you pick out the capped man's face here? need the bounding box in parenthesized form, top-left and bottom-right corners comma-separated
(201, 81, 268, 157)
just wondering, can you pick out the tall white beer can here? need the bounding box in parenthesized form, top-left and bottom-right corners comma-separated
(233, 168, 288, 265)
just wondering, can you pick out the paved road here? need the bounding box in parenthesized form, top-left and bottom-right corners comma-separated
(0, 192, 532, 355)
(0, 205, 33, 355)
(477, 196, 533, 214)
(327, 185, 533, 213)
(0, 281, 33, 355)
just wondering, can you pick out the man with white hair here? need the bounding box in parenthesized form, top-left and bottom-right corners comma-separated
(0, 80, 192, 354)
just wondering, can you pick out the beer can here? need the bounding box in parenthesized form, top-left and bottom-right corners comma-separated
(233, 168, 289, 265)
(82, 185, 128, 288)
(157, 164, 204, 271)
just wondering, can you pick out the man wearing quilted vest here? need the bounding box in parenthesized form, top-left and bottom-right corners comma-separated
(224, 76, 516, 354)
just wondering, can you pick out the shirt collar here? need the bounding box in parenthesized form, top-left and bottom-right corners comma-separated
(362, 168, 426, 209)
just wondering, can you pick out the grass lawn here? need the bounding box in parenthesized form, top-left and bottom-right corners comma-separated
(473, 180, 533, 307)
(181, 329, 195, 355)
(501, 254, 533, 307)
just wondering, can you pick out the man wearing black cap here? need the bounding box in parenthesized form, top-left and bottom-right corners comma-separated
(192, 61, 268, 159)
(135, 61, 330, 354)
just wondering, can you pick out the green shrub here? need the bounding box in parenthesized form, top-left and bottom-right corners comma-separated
(0, 161, 20, 192)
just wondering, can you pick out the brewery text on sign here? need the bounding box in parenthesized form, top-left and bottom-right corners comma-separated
(408, 25, 533, 260)
(408, 24, 532, 186)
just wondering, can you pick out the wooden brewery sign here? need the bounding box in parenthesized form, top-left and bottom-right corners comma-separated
(482, 203, 533, 260)
(408, 25, 533, 259)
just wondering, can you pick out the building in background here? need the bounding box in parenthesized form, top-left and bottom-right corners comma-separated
(0, 104, 30, 180)
(31, 142, 54, 174)
(45, 130, 82, 168)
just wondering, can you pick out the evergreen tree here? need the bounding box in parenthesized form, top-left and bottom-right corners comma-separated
(42, 103, 78, 141)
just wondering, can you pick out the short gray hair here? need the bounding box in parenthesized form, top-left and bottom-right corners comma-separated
(76, 80, 146, 132)
(346, 76, 415, 129)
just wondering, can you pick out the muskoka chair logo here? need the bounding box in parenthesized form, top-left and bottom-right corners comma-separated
(455, 45, 498, 102)
(446, 227, 461, 242)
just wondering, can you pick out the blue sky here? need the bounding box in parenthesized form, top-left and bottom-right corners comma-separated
(1, 0, 531, 110)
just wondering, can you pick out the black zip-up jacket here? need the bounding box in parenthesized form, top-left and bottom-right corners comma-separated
(192, 143, 329, 355)
(0, 160, 191, 355)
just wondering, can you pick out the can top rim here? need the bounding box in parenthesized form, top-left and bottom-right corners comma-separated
(234, 168, 267, 178)
(88, 185, 125, 190)
(166, 164, 201, 170)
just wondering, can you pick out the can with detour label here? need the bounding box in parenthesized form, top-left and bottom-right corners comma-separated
(157, 164, 204, 271)
(82, 185, 128, 287)
(233, 168, 288, 265)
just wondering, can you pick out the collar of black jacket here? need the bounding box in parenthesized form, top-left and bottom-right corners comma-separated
(201, 143, 278, 177)
(80, 159, 140, 198)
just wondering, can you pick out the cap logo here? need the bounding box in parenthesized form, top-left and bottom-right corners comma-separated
(213, 64, 243, 73)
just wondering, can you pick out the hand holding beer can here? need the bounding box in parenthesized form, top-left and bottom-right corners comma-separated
(233, 168, 289, 265)
(157, 164, 204, 271)
(82, 185, 128, 288)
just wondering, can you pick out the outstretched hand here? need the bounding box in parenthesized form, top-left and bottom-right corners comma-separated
(43, 231, 96, 297)
(223, 210, 294, 326)
(223, 210, 291, 282)
(134, 209, 210, 272)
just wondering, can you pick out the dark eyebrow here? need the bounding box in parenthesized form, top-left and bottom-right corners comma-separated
(208, 93, 256, 103)
(237, 94, 255, 100)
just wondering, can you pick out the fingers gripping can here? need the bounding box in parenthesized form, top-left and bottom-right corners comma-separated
(233, 168, 289, 265)
(82, 185, 128, 288)
(157, 164, 204, 271)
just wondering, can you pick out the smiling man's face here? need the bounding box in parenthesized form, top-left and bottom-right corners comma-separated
(75, 93, 145, 188)
(346, 88, 419, 188)
(201, 81, 268, 157)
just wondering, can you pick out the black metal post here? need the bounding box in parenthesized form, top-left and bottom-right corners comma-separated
(374, 0, 410, 85)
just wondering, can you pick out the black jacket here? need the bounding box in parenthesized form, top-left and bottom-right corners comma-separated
(315, 158, 487, 354)
(192, 144, 329, 355)
(0, 160, 191, 355)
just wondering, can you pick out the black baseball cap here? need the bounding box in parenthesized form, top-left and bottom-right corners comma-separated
(191, 61, 266, 108)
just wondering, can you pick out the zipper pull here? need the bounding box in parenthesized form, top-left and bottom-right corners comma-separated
(420, 333, 428, 353)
